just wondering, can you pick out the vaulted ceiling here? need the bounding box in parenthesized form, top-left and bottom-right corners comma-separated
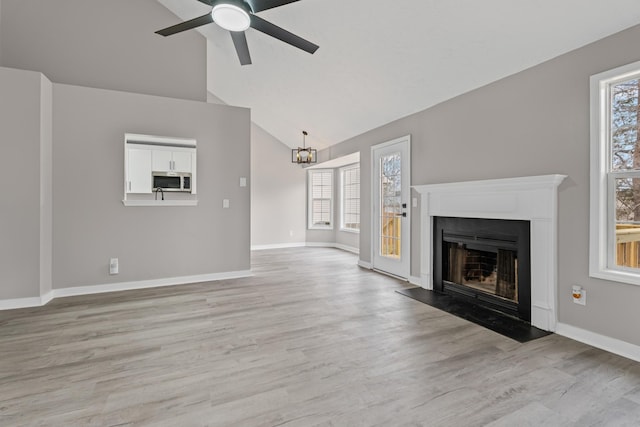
(158, 0, 640, 149)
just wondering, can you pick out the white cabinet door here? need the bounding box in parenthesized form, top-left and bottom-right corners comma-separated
(127, 148, 152, 193)
(172, 151, 192, 172)
(152, 149, 192, 172)
(152, 149, 173, 172)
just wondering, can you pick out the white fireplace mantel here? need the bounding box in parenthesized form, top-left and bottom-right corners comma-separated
(413, 174, 567, 331)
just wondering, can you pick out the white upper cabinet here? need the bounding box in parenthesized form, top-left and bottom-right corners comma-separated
(151, 147, 192, 173)
(151, 149, 173, 172)
(172, 150, 192, 172)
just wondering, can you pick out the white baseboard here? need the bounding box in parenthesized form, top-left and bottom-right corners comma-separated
(556, 322, 640, 363)
(333, 243, 359, 254)
(358, 260, 372, 269)
(0, 296, 46, 311)
(252, 241, 361, 257)
(251, 242, 306, 251)
(53, 270, 253, 299)
(41, 290, 54, 306)
(253, 242, 358, 254)
(305, 242, 360, 254)
(305, 241, 335, 248)
(409, 276, 423, 287)
(0, 270, 252, 310)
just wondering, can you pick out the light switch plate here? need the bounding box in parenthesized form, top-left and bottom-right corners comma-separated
(223, 199, 230, 209)
(240, 177, 247, 187)
(412, 197, 418, 208)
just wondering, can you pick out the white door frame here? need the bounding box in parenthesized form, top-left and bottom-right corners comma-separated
(371, 135, 411, 279)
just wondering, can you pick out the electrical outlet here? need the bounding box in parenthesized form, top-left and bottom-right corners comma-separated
(109, 258, 119, 275)
(572, 285, 586, 305)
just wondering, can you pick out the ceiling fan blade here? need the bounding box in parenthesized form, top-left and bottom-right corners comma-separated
(230, 31, 252, 65)
(247, 0, 300, 13)
(155, 13, 214, 37)
(250, 15, 318, 54)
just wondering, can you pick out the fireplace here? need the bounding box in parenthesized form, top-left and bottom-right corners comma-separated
(413, 175, 567, 331)
(433, 217, 531, 321)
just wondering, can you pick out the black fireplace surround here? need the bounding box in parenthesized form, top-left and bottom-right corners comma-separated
(433, 217, 531, 322)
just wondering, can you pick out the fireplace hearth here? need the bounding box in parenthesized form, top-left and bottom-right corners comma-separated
(434, 217, 531, 322)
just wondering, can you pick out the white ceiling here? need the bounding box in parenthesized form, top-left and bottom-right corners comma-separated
(158, 0, 640, 150)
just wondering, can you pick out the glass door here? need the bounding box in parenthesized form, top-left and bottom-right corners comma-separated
(372, 136, 410, 278)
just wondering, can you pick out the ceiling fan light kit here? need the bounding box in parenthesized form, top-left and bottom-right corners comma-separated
(155, 0, 319, 66)
(211, 3, 251, 31)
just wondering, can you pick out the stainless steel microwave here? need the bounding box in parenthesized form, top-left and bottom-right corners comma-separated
(152, 171, 192, 192)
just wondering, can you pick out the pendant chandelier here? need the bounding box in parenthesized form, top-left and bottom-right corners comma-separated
(292, 130, 317, 164)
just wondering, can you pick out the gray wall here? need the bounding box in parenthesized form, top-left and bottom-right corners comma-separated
(53, 83, 250, 288)
(0, 67, 52, 300)
(0, 1, 3, 64)
(251, 124, 306, 248)
(0, 1, 250, 295)
(39, 73, 53, 298)
(209, 91, 308, 249)
(319, 23, 640, 347)
(335, 228, 359, 251)
(335, 164, 360, 251)
(0, 0, 206, 101)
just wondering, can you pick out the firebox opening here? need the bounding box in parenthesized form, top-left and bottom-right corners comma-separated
(443, 242, 518, 303)
(434, 217, 531, 322)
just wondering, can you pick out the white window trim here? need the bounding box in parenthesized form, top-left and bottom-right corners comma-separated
(590, 59, 640, 286)
(340, 164, 360, 233)
(308, 169, 334, 230)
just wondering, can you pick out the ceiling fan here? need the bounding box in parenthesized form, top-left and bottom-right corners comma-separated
(156, 0, 319, 66)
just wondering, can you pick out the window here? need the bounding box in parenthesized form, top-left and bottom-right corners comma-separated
(341, 165, 360, 232)
(590, 60, 640, 285)
(308, 170, 333, 229)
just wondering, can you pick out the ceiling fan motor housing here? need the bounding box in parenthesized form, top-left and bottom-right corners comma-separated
(203, 0, 254, 13)
(211, 0, 252, 31)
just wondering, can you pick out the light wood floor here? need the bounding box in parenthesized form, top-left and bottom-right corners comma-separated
(0, 248, 639, 426)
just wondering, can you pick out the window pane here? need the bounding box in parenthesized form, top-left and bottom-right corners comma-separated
(615, 177, 640, 268)
(380, 153, 401, 258)
(341, 166, 360, 231)
(312, 199, 330, 225)
(309, 170, 332, 228)
(611, 79, 640, 171)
